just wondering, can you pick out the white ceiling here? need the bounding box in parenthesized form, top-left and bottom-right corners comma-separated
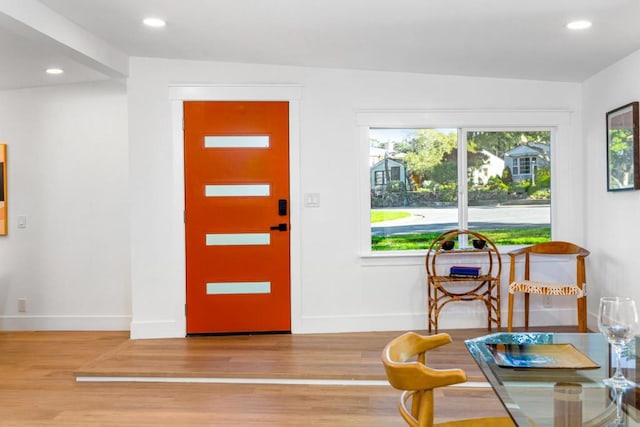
(2, 0, 640, 90)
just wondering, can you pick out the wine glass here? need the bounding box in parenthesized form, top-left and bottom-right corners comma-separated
(598, 296, 638, 389)
(598, 297, 638, 426)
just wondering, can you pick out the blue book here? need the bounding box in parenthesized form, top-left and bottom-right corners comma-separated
(450, 266, 481, 277)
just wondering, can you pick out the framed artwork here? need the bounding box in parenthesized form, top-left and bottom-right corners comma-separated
(0, 143, 6, 235)
(607, 102, 640, 191)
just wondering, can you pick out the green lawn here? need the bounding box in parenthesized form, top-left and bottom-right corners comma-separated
(370, 210, 412, 223)
(371, 227, 551, 251)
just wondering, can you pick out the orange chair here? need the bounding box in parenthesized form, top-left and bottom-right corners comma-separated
(507, 241, 590, 332)
(381, 332, 514, 427)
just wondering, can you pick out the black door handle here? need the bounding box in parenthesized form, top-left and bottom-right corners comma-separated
(270, 223, 288, 231)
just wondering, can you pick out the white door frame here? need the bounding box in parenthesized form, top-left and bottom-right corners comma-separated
(169, 85, 302, 335)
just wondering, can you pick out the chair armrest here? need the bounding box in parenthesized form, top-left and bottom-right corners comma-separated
(415, 332, 452, 353)
(508, 247, 528, 257)
(577, 247, 590, 257)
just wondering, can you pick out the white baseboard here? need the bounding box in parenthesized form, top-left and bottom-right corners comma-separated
(130, 319, 185, 339)
(295, 307, 580, 334)
(0, 315, 131, 331)
(0, 308, 583, 337)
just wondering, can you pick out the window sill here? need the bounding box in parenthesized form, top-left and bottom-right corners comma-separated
(360, 250, 428, 266)
(360, 245, 529, 267)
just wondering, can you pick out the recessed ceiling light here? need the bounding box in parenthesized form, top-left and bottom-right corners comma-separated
(46, 68, 64, 75)
(566, 20, 592, 30)
(143, 17, 166, 28)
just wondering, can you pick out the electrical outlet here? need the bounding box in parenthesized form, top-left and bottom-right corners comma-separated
(542, 295, 552, 308)
(18, 298, 26, 312)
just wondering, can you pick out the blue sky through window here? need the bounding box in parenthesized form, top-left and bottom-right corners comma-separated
(370, 128, 416, 143)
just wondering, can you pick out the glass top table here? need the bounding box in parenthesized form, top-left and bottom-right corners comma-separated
(465, 332, 639, 426)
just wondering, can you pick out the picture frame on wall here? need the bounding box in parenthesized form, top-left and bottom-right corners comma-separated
(607, 101, 640, 191)
(0, 143, 6, 235)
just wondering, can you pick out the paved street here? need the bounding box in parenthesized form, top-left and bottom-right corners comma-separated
(371, 205, 550, 236)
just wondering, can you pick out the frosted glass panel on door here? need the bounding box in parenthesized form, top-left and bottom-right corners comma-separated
(206, 233, 271, 246)
(205, 184, 270, 197)
(206, 282, 271, 295)
(204, 136, 269, 148)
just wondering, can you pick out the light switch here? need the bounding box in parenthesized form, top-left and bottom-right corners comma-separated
(17, 216, 26, 229)
(304, 193, 320, 208)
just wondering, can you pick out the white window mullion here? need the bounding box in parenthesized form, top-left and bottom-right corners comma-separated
(458, 129, 469, 247)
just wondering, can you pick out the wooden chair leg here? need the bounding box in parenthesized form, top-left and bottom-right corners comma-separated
(577, 296, 586, 332)
(508, 293, 514, 332)
(524, 293, 530, 329)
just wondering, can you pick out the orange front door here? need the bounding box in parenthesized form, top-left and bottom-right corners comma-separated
(184, 101, 290, 334)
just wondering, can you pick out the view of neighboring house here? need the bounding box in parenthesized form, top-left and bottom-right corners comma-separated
(370, 157, 407, 192)
(503, 142, 550, 183)
(471, 150, 505, 185)
(369, 141, 549, 189)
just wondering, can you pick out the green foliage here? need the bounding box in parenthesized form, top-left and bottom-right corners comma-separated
(430, 161, 457, 184)
(534, 167, 550, 188)
(371, 130, 552, 207)
(502, 167, 513, 185)
(467, 131, 550, 157)
(514, 179, 531, 193)
(434, 182, 458, 202)
(528, 189, 551, 200)
(608, 128, 635, 188)
(398, 130, 457, 185)
(384, 181, 405, 193)
(486, 175, 508, 191)
(372, 227, 551, 251)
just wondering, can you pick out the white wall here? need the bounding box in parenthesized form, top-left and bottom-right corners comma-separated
(128, 57, 584, 338)
(0, 59, 587, 336)
(0, 80, 130, 330)
(583, 50, 640, 327)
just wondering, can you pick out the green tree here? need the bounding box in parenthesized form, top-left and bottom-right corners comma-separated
(608, 129, 634, 188)
(397, 129, 457, 184)
(467, 131, 550, 157)
(502, 166, 513, 185)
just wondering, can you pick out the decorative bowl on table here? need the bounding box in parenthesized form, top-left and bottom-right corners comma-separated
(441, 240, 455, 250)
(472, 239, 486, 249)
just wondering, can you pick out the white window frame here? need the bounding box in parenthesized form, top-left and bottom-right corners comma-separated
(356, 109, 572, 263)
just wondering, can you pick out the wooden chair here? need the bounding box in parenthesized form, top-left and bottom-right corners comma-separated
(381, 332, 514, 427)
(507, 241, 590, 332)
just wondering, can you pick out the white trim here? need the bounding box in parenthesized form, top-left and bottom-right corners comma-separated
(76, 375, 490, 388)
(130, 319, 184, 340)
(457, 129, 468, 241)
(76, 377, 390, 386)
(169, 84, 302, 101)
(296, 307, 579, 334)
(0, 315, 130, 331)
(356, 109, 572, 128)
(167, 84, 302, 339)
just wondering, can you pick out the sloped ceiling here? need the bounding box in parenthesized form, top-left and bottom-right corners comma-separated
(2, 0, 640, 89)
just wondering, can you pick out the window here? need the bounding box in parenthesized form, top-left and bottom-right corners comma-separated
(369, 128, 552, 251)
(374, 167, 401, 185)
(514, 157, 535, 175)
(390, 166, 401, 181)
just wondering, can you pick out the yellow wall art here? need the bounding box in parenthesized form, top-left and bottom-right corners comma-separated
(0, 143, 7, 235)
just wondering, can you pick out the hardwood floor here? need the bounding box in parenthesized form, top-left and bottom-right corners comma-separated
(0, 327, 580, 426)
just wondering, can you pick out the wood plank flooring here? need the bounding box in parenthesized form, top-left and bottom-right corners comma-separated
(0, 326, 580, 426)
